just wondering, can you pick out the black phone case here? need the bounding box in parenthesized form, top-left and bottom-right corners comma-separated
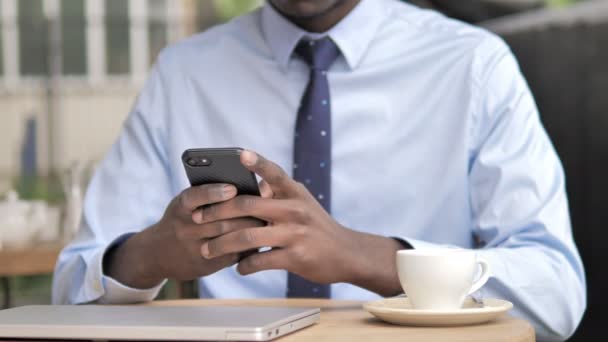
(182, 148, 260, 196)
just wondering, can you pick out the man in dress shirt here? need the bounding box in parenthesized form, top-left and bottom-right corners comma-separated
(53, 0, 585, 340)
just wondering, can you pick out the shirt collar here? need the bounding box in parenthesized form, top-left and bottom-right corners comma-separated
(261, 0, 386, 71)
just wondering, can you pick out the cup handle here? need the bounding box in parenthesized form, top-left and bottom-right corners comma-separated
(467, 258, 491, 295)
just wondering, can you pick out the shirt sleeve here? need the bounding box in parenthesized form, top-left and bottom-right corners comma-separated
(99, 233, 167, 304)
(52, 62, 174, 305)
(401, 37, 586, 342)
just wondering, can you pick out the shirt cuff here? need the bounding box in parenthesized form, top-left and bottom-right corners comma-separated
(391, 237, 451, 250)
(98, 275, 167, 304)
(96, 233, 167, 304)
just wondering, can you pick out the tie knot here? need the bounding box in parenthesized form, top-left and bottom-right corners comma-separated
(295, 37, 340, 71)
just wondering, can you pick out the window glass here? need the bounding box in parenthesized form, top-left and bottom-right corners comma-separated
(105, 0, 130, 74)
(19, 0, 48, 76)
(0, 5, 4, 76)
(61, 0, 86, 75)
(148, 0, 167, 65)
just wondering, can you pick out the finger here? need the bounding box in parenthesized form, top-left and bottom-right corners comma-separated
(198, 217, 266, 239)
(201, 226, 290, 259)
(200, 252, 240, 274)
(241, 150, 296, 196)
(237, 249, 290, 275)
(201, 195, 301, 224)
(259, 180, 274, 198)
(189, 184, 237, 223)
(179, 184, 237, 215)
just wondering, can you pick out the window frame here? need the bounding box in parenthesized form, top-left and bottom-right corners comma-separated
(0, 0, 176, 88)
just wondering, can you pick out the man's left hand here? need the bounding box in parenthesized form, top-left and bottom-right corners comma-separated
(195, 150, 404, 296)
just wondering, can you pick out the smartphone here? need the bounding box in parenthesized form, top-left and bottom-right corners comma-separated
(182, 148, 263, 260)
(182, 147, 260, 196)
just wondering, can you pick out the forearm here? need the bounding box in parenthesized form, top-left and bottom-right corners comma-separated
(345, 229, 407, 297)
(53, 229, 165, 304)
(388, 232, 585, 341)
(103, 225, 165, 289)
(477, 245, 585, 341)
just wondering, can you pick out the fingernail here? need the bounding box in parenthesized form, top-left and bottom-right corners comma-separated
(201, 243, 210, 258)
(192, 210, 203, 224)
(242, 150, 257, 166)
(222, 184, 237, 196)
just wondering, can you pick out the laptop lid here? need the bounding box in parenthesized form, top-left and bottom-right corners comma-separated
(0, 305, 320, 341)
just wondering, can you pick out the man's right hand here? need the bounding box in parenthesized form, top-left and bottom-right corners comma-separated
(103, 184, 265, 289)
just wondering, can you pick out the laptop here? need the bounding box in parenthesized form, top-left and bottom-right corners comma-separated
(0, 305, 320, 341)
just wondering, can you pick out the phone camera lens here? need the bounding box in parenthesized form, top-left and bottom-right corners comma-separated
(187, 156, 211, 166)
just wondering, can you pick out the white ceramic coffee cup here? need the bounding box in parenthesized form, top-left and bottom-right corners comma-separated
(396, 249, 490, 310)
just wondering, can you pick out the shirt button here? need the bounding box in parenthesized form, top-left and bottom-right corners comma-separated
(94, 281, 103, 292)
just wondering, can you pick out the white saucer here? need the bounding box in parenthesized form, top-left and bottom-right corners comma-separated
(363, 297, 513, 327)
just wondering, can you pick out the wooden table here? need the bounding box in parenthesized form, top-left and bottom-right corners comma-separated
(148, 299, 535, 342)
(0, 241, 198, 308)
(0, 242, 64, 308)
(0, 243, 64, 277)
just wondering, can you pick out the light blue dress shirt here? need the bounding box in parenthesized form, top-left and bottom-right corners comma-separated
(53, 1, 585, 340)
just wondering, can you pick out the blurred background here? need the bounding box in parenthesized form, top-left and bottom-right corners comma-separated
(0, 0, 604, 341)
(0, 0, 262, 316)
